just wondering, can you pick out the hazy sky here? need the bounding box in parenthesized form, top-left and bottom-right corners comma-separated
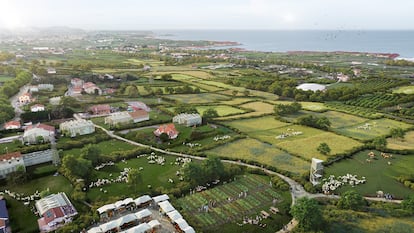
(0, 0, 413, 30)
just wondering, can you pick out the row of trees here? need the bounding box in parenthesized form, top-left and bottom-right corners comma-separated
(274, 102, 302, 116)
(296, 115, 331, 130)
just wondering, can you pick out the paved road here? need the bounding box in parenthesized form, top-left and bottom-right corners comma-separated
(9, 84, 29, 121)
(76, 114, 403, 232)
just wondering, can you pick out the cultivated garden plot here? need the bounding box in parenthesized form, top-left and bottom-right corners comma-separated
(324, 150, 414, 198)
(167, 105, 246, 117)
(224, 116, 291, 132)
(206, 138, 309, 174)
(387, 130, 414, 150)
(335, 118, 412, 141)
(165, 93, 231, 104)
(174, 174, 291, 232)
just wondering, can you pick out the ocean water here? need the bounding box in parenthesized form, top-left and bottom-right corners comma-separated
(155, 30, 414, 57)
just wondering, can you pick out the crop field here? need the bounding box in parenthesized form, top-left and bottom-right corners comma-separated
(206, 138, 309, 174)
(220, 98, 256, 105)
(325, 102, 383, 119)
(174, 174, 291, 232)
(299, 102, 328, 112)
(393, 86, 414, 94)
(217, 101, 275, 120)
(165, 93, 230, 104)
(324, 150, 414, 198)
(224, 116, 291, 132)
(335, 118, 412, 141)
(168, 105, 245, 117)
(345, 94, 400, 109)
(387, 130, 414, 150)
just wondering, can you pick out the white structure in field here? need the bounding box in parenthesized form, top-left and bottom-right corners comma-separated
(296, 83, 326, 92)
(0, 152, 25, 178)
(30, 104, 45, 112)
(310, 158, 324, 185)
(23, 123, 55, 144)
(173, 113, 202, 127)
(105, 112, 133, 126)
(60, 119, 95, 137)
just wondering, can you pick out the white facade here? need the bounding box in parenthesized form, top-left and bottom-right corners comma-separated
(31, 104, 45, 112)
(310, 158, 324, 185)
(23, 127, 54, 144)
(104, 112, 132, 126)
(173, 113, 202, 127)
(0, 153, 25, 178)
(60, 119, 95, 137)
(23, 150, 55, 167)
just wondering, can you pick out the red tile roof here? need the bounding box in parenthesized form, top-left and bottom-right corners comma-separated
(0, 152, 22, 161)
(129, 109, 149, 119)
(43, 207, 64, 224)
(154, 124, 179, 138)
(4, 121, 21, 128)
(26, 123, 55, 132)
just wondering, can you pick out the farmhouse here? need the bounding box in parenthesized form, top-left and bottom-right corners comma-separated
(47, 68, 56, 74)
(296, 83, 326, 92)
(173, 113, 202, 127)
(3, 121, 21, 130)
(126, 101, 151, 112)
(28, 85, 39, 92)
(89, 104, 111, 115)
(105, 112, 133, 126)
(154, 124, 179, 139)
(128, 110, 149, 123)
(23, 123, 55, 144)
(18, 92, 33, 104)
(31, 104, 45, 112)
(60, 119, 95, 137)
(83, 82, 102, 95)
(35, 192, 78, 233)
(0, 199, 11, 233)
(0, 152, 25, 179)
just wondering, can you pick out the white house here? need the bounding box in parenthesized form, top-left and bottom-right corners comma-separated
(23, 123, 55, 144)
(47, 68, 56, 74)
(0, 152, 25, 179)
(310, 158, 324, 185)
(173, 113, 202, 127)
(60, 119, 95, 137)
(31, 104, 45, 112)
(104, 112, 132, 126)
(35, 192, 78, 233)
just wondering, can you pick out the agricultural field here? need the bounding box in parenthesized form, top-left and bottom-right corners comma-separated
(220, 98, 256, 105)
(325, 102, 384, 119)
(217, 101, 275, 120)
(165, 93, 230, 104)
(249, 125, 362, 161)
(335, 118, 413, 141)
(299, 102, 328, 112)
(393, 85, 414, 94)
(61, 139, 136, 157)
(87, 154, 182, 202)
(224, 116, 290, 132)
(0, 75, 14, 82)
(345, 94, 401, 109)
(174, 174, 291, 233)
(168, 105, 245, 117)
(324, 150, 414, 198)
(206, 138, 309, 174)
(387, 130, 414, 150)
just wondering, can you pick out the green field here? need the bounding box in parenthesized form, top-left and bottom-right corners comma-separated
(224, 116, 290, 132)
(393, 86, 414, 94)
(168, 105, 245, 117)
(0, 75, 14, 82)
(206, 138, 309, 174)
(174, 174, 291, 233)
(166, 93, 230, 104)
(300, 102, 328, 112)
(62, 139, 136, 157)
(324, 150, 414, 198)
(336, 118, 412, 141)
(387, 130, 414, 150)
(220, 98, 256, 105)
(87, 154, 181, 202)
(217, 101, 275, 120)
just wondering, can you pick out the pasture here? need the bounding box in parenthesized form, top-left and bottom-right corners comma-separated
(168, 105, 245, 117)
(217, 101, 275, 120)
(299, 102, 328, 112)
(387, 130, 414, 150)
(324, 150, 414, 198)
(0, 75, 14, 82)
(165, 93, 230, 104)
(393, 86, 414, 94)
(62, 139, 136, 157)
(224, 116, 290, 132)
(206, 138, 309, 174)
(174, 174, 291, 233)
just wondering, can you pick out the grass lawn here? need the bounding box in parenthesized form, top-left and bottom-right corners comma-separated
(217, 101, 275, 120)
(165, 93, 230, 104)
(168, 105, 245, 117)
(0, 141, 23, 153)
(336, 118, 413, 141)
(248, 125, 362, 161)
(174, 174, 291, 233)
(62, 139, 136, 157)
(324, 150, 414, 198)
(171, 74, 223, 92)
(387, 130, 414, 150)
(206, 138, 309, 174)
(2, 175, 73, 233)
(87, 154, 182, 203)
(299, 102, 328, 112)
(224, 116, 291, 132)
(393, 85, 414, 94)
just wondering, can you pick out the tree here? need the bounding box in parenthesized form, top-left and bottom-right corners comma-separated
(290, 197, 322, 231)
(161, 74, 173, 81)
(174, 105, 198, 114)
(81, 144, 101, 166)
(372, 136, 387, 149)
(202, 156, 225, 181)
(390, 128, 405, 140)
(337, 190, 366, 210)
(377, 222, 414, 233)
(317, 142, 331, 155)
(202, 108, 218, 123)
(232, 90, 238, 96)
(159, 133, 170, 142)
(183, 163, 204, 186)
(401, 195, 414, 213)
(243, 89, 250, 96)
(61, 154, 92, 179)
(274, 102, 302, 116)
(124, 85, 139, 97)
(127, 168, 142, 191)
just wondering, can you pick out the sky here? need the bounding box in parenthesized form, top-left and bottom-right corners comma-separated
(0, 0, 413, 30)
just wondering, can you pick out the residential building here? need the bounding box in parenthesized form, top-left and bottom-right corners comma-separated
(128, 110, 149, 123)
(105, 112, 132, 126)
(70, 78, 84, 87)
(49, 97, 61, 106)
(18, 93, 33, 104)
(0, 152, 25, 178)
(0, 199, 11, 233)
(83, 82, 102, 95)
(31, 104, 45, 112)
(154, 124, 179, 139)
(60, 119, 95, 137)
(89, 104, 111, 115)
(35, 192, 78, 233)
(173, 113, 202, 127)
(337, 73, 350, 82)
(38, 84, 54, 91)
(47, 68, 56, 74)
(23, 123, 55, 144)
(28, 85, 39, 93)
(126, 101, 151, 112)
(3, 121, 21, 130)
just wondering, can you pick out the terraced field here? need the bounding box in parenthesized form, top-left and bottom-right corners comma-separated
(165, 93, 231, 104)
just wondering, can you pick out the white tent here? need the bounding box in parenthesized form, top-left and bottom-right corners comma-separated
(158, 200, 175, 213)
(122, 197, 134, 206)
(87, 227, 103, 233)
(175, 218, 190, 231)
(97, 203, 116, 214)
(134, 195, 152, 206)
(135, 208, 152, 220)
(152, 194, 169, 204)
(167, 210, 182, 222)
(148, 219, 161, 229)
(124, 223, 151, 233)
(99, 221, 118, 232)
(114, 200, 125, 208)
(183, 226, 196, 233)
(117, 213, 138, 226)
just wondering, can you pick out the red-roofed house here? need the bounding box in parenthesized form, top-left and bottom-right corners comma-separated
(89, 104, 111, 115)
(126, 101, 151, 112)
(83, 82, 102, 95)
(154, 124, 179, 139)
(128, 109, 149, 123)
(23, 123, 55, 144)
(70, 78, 84, 87)
(31, 104, 45, 112)
(18, 92, 33, 104)
(0, 152, 24, 178)
(3, 121, 21, 130)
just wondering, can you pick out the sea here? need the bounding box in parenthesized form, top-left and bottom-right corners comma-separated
(155, 30, 414, 58)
